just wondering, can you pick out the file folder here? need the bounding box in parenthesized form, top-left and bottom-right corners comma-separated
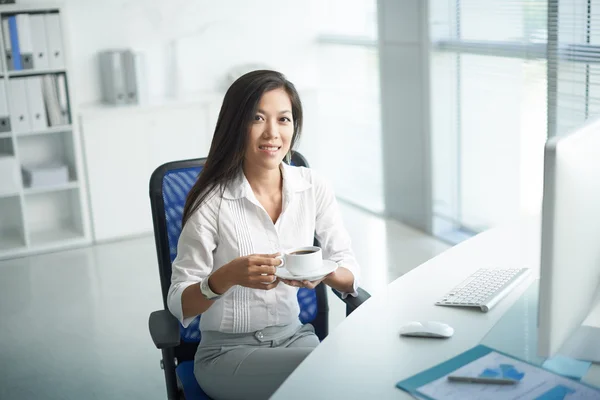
(0, 81, 11, 133)
(8, 78, 32, 133)
(7, 16, 22, 70)
(2, 18, 14, 70)
(29, 14, 49, 70)
(16, 14, 34, 69)
(56, 74, 70, 124)
(122, 50, 138, 104)
(41, 75, 62, 127)
(25, 77, 48, 131)
(44, 13, 65, 69)
(133, 52, 147, 104)
(99, 51, 127, 105)
(396, 345, 600, 400)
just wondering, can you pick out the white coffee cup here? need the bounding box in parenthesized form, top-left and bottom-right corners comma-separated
(277, 246, 323, 276)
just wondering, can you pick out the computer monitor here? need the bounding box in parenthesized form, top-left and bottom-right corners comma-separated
(538, 118, 600, 362)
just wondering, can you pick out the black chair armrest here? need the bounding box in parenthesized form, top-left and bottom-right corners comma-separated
(332, 286, 371, 316)
(149, 309, 180, 349)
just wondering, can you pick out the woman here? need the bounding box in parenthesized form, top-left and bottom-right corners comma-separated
(168, 70, 360, 400)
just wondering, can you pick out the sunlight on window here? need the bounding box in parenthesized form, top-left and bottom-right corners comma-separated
(430, 0, 548, 238)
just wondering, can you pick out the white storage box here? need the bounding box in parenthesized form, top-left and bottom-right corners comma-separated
(22, 163, 69, 188)
(0, 155, 21, 194)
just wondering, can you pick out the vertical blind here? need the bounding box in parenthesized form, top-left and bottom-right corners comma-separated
(431, 0, 599, 237)
(551, 0, 600, 137)
(430, 0, 548, 234)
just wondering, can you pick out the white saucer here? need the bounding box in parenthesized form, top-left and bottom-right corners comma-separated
(275, 260, 338, 281)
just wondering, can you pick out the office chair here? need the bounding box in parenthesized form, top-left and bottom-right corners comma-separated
(148, 151, 371, 399)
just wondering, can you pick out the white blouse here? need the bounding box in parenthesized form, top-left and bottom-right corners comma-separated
(167, 163, 360, 333)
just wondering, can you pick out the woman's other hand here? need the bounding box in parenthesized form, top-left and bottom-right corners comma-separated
(279, 272, 333, 290)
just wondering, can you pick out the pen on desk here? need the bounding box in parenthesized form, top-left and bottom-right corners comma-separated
(447, 375, 518, 385)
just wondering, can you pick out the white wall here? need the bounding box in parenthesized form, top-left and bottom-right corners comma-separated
(19, 0, 322, 104)
(18, 1, 385, 242)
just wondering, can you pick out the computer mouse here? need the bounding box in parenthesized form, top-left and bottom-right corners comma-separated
(399, 321, 454, 338)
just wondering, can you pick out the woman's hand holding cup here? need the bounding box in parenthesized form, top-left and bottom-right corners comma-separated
(215, 253, 282, 291)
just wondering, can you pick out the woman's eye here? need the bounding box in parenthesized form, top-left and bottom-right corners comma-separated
(280, 117, 291, 122)
(254, 115, 264, 121)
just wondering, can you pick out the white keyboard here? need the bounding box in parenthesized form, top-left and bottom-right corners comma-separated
(435, 268, 531, 312)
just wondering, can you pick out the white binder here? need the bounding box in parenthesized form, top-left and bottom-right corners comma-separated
(0, 81, 10, 133)
(29, 14, 49, 70)
(99, 51, 126, 105)
(56, 74, 69, 124)
(2, 18, 13, 70)
(16, 14, 34, 69)
(122, 51, 138, 104)
(8, 78, 32, 134)
(25, 77, 48, 131)
(133, 52, 147, 104)
(44, 13, 64, 69)
(41, 75, 61, 127)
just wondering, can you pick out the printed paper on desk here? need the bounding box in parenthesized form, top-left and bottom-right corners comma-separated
(417, 351, 599, 400)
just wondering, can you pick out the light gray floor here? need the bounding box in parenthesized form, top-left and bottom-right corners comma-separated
(0, 203, 449, 400)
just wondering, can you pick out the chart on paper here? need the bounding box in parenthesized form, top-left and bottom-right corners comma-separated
(417, 352, 598, 400)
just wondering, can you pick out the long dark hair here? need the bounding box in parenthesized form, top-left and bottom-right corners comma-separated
(181, 70, 304, 227)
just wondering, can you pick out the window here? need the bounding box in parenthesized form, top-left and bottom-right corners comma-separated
(430, 0, 548, 240)
(551, 0, 600, 137)
(300, 0, 383, 213)
(431, 0, 600, 242)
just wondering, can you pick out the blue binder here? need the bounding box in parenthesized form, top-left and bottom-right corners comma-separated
(8, 16, 22, 70)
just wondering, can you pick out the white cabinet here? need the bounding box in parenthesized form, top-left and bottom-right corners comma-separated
(79, 98, 220, 242)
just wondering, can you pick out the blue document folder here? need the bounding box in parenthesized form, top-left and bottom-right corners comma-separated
(396, 345, 600, 400)
(8, 16, 22, 70)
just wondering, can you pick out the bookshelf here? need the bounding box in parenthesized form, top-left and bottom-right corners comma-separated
(0, 3, 90, 260)
(8, 67, 66, 77)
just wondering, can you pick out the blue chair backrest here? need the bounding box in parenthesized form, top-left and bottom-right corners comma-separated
(161, 164, 317, 343)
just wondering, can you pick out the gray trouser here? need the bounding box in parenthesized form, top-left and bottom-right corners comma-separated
(194, 322, 319, 400)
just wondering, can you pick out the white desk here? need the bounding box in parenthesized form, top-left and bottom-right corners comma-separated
(272, 218, 600, 399)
